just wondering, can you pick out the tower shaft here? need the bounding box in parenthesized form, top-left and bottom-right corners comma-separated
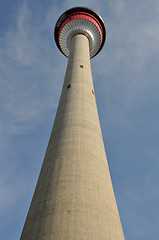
(20, 34, 124, 239)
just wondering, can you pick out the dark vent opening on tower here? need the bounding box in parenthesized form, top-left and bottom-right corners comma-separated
(80, 65, 83, 68)
(67, 84, 71, 89)
(92, 90, 95, 95)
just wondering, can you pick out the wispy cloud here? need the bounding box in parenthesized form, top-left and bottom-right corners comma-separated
(100, 0, 159, 71)
(90, 0, 159, 129)
(0, 176, 17, 211)
(0, 1, 66, 150)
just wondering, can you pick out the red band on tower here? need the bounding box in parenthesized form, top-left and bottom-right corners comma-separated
(58, 12, 103, 45)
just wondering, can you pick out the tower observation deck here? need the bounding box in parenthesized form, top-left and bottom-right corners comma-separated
(20, 7, 125, 240)
(54, 6, 106, 58)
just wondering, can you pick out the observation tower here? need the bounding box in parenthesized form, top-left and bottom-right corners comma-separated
(20, 7, 125, 240)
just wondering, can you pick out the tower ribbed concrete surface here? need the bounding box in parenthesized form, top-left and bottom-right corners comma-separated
(20, 7, 125, 240)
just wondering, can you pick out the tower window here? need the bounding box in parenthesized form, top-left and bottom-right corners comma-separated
(80, 65, 83, 68)
(67, 84, 71, 89)
(92, 90, 95, 95)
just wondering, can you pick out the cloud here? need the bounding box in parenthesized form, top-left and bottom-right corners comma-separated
(0, 1, 66, 152)
(0, 176, 17, 212)
(6, 1, 34, 66)
(96, 1, 159, 72)
(89, 0, 159, 129)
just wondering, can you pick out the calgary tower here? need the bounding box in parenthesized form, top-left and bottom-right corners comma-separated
(20, 7, 125, 239)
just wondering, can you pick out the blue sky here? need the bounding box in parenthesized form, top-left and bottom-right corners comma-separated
(0, 0, 159, 239)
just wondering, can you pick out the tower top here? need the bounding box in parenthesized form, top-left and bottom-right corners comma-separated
(54, 7, 106, 58)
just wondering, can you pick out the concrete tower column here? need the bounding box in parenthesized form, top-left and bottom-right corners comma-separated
(20, 7, 125, 240)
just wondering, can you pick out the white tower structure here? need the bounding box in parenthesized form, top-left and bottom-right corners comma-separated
(20, 7, 125, 240)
